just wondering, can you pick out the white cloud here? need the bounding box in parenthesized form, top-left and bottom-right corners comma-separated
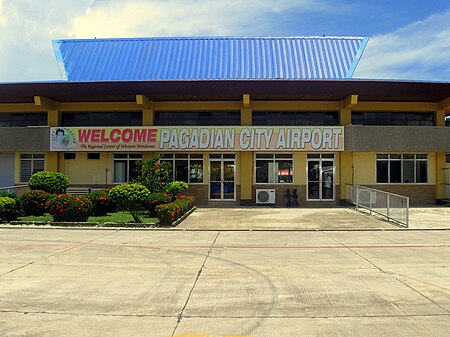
(354, 11, 450, 81)
(70, 0, 324, 38)
(0, 1, 7, 26)
(0, 0, 91, 81)
(0, 0, 331, 81)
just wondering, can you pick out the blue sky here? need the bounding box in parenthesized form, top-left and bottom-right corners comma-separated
(1, 0, 450, 82)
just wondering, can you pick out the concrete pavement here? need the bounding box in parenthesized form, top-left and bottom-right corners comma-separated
(177, 206, 450, 230)
(0, 228, 449, 336)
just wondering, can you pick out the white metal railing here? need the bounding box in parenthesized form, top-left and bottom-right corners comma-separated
(0, 185, 29, 195)
(346, 184, 409, 227)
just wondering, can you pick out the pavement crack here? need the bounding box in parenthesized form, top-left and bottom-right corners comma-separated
(171, 231, 220, 336)
(0, 229, 120, 278)
(323, 232, 450, 314)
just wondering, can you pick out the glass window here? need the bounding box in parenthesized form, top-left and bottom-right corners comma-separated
(113, 153, 142, 183)
(255, 153, 293, 184)
(376, 154, 428, 184)
(252, 111, 338, 126)
(20, 154, 44, 182)
(155, 111, 240, 126)
(352, 112, 435, 126)
(160, 154, 204, 184)
(446, 154, 450, 163)
(64, 153, 76, 160)
(62, 112, 142, 126)
(0, 113, 47, 127)
(88, 153, 100, 160)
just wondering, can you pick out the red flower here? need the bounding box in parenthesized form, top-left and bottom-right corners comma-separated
(155, 163, 159, 168)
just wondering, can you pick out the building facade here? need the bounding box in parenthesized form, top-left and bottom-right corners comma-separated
(1, 37, 449, 205)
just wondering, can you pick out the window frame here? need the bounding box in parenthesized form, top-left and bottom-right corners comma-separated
(376, 154, 428, 184)
(159, 153, 204, 184)
(19, 153, 45, 183)
(254, 153, 294, 184)
(113, 153, 142, 183)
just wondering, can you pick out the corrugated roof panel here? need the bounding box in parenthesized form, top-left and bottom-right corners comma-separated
(52, 36, 368, 81)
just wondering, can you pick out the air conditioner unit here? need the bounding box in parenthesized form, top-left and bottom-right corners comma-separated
(256, 189, 276, 204)
(357, 189, 377, 207)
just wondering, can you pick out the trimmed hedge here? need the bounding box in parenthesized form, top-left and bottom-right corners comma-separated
(147, 192, 172, 217)
(19, 190, 49, 216)
(87, 190, 116, 216)
(165, 181, 189, 200)
(47, 194, 92, 222)
(156, 196, 194, 226)
(0, 197, 18, 222)
(28, 171, 69, 194)
(109, 184, 150, 223)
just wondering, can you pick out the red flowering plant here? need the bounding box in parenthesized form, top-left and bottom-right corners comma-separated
(46, 194, 92, 222)
(156, 196, 194, 226)
(86, 190, 116, 216)
(147, 192, 172, 217)
(132, 156, 173, 193)
(19, 190, 50, 216)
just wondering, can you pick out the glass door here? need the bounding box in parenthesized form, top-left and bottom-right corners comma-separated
(307, 154, 335, 201)
(209, 154, 235, 201)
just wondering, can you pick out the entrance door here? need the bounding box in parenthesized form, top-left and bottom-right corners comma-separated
(307, 154, 335, 201)
(209, 154, 235, 201)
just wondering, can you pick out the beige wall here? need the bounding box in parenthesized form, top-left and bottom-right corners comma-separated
(62, 152, 111, 186)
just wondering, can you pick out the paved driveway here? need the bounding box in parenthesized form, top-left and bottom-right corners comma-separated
(1, 228, 449, 336)
(178, 207, 450, 230)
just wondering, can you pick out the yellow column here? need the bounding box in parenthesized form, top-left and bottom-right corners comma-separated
(340, 108, 351, 125)
(136, 95, 154, 126)
(293, 152, 306, 185)
(46, 152, 59, 172)
(240, 94, 253, 202)
(240, 151, 253, 201)
(340, 94, 357, 125)
(436, 110, 445, 126)
(340, 152, 353, 200)
(241, 93, 252, 125)
(436, 152, 445, 200)
(142, 108, 154, 126)
(48, 110, 60, 126)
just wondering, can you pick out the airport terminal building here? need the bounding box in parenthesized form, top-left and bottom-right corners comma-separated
(0, 36, 449, 206)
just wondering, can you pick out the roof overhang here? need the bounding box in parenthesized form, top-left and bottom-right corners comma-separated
(0, 79, 450, 106)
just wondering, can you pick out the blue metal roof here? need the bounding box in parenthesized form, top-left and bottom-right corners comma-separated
(53, 36, 368, 81)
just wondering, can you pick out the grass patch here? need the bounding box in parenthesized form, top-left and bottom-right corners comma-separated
(18, 211, 157, 224)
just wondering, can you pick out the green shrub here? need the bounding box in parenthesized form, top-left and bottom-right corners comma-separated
(133, 156, 173, 192)
(109, 184, 150, 223)
(156, 196, 194, 226)
(46, 194, 91, 222)
(165, 181, 189, 200)
(28, 171, 69, 194)
(147, 192, 172, 217)
(87, 190, 116, 216)
(0, 197, 18, 222)
(0, 191, 16, 198)
(19, 190, 49, 216)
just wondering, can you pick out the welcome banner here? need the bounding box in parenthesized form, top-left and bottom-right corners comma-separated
(50, 126, 344, 152)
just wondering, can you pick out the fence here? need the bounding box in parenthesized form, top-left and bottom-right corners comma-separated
(346, 184, 409, 227)
(0, 185, 29, 195)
